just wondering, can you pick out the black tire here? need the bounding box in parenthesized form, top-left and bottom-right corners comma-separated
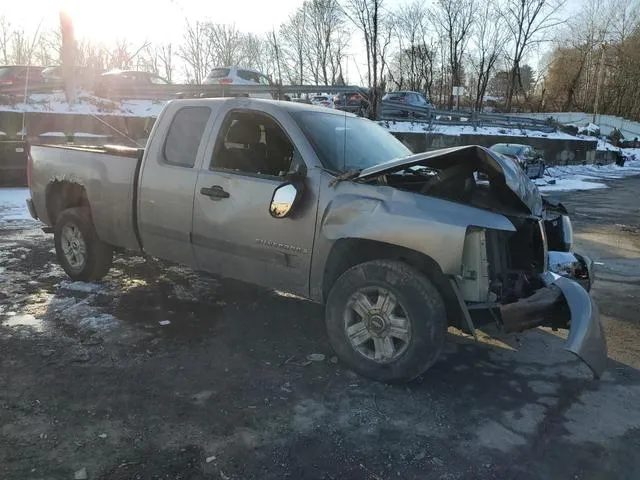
(54, 207, 113, 281)
(325, 260, 447, 383)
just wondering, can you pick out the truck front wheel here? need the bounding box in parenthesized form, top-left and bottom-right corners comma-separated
(326, 260, 446, 383)
(54, 207, 113, 282)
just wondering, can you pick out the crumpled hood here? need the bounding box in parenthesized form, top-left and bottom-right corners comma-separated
(357, 145, 544, 217)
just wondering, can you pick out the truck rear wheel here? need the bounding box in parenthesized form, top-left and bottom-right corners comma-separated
(54, 207, 113, 282)
(325, 260, 446, 383)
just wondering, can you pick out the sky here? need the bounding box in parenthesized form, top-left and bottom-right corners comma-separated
(4, 0, 335, 44)
(4, 0, 581, 84)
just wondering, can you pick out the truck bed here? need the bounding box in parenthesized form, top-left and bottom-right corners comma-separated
(29, 144, 144, 250)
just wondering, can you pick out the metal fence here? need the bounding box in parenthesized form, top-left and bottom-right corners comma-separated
(380, 101, 555, 132)
(0, 82, 368, 100)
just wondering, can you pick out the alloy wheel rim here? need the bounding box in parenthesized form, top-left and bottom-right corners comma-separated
(61, 224, 87, 270)
(343, 286, 411, 363)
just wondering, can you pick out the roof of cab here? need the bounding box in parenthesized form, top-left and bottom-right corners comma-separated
(170, 97, 358, 117)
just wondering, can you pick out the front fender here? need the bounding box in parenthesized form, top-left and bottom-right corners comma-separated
(319, 185, 515, 276)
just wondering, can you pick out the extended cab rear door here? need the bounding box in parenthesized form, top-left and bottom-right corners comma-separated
(137, 102, 217, 265)
(191, 100, 321, 297)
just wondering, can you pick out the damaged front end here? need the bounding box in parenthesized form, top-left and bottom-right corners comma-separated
(357, 145, 607, 378)
(500, 269, 606, 378)
(460, 223, 606, 378)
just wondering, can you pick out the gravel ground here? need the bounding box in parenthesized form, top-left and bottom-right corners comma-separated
(1, 177, 639, 480)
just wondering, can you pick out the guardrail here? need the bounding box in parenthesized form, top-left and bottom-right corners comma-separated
(0, 82, 555, 131)
(0, 82, 368, 100)
(381, 101, 555, 132)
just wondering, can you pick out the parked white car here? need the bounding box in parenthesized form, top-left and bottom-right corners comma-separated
(203, 66, 273, 99)
(311, 95, 335, 109)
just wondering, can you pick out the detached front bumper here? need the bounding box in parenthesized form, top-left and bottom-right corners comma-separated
(500, 255, 607, 378)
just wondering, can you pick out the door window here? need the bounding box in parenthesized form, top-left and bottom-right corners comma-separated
(163, 106, 211, 168)
(258, 74, 272, 85)
(238, 70, 260, 83)
(211, 111, 297, 177)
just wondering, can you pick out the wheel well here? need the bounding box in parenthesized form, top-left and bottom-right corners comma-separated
(322, 238, 466, 329)
(46, 181, 90, 226)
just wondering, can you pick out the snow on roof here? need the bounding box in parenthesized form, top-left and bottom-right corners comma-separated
(579, 122, 600, 134)
(39, 132, 67, 137)
(73, 132, 111, 138)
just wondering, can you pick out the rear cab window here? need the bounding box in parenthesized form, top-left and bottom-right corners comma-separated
(208, 68, 230, 80)
(163, 106, 211, 168)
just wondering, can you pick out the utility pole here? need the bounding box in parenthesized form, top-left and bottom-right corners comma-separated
(593, 43, 606, 125)
(60, 11, 77, 105)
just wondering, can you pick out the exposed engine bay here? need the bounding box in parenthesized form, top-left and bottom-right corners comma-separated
(359, 145, 589, 324)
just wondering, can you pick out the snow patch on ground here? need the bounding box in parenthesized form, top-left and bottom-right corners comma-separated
(535, 154, 640, 192)
(0, 91, 166, 118)
(0, 188, 35, 227)
(596, 139, 621, 152)
(59, 281, 106, 294)
(77, 313, 119, 331)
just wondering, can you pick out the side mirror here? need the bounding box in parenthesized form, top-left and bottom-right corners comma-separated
(270, 182, 304, 218)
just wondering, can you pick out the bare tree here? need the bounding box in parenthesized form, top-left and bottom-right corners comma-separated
(35, 29, 62, 66)
(10, 28, 31, 64)
(140, 44, 161, 75)
(344, 0, 387, 117)
(305, 0, 346, 85)
(470, 3, 506, 111)
(500, 0, 567, 111)
(244, 33, 279, 79)
(390, 1, 437, 96)
(268, 29, 283, 84)
(178, 20, 212, 84)
(76, 39, 109, 71)
(107, 39, 149, 70)
(280, 7, 308, 84)
(158, 44, 174, 83)
(0, 16, 11, 64)
(431, 0, 476, 109)
(208, 23, 246, 67)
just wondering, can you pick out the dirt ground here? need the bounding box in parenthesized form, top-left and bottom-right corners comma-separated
(1, 177, 640, 480)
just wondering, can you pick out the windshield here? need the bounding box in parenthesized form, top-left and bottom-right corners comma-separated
(491, 144, 524, 156)
(292, 111, 411, 172)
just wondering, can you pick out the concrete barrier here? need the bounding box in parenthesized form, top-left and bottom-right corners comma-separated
(391, 132, 597, 165)
(0, 110, 598, 167)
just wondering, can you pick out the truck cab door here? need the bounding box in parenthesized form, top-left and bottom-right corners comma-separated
(137, 104, 214, 266)
(191, 104, 319, 297)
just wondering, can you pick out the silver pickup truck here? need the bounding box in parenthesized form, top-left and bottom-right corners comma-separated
(26, 98, 606, 383)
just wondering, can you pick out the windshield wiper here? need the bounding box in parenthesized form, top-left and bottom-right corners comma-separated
(328, 168, 362, 187)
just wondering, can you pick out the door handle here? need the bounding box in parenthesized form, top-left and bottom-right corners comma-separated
(200, 185, 230, 199)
